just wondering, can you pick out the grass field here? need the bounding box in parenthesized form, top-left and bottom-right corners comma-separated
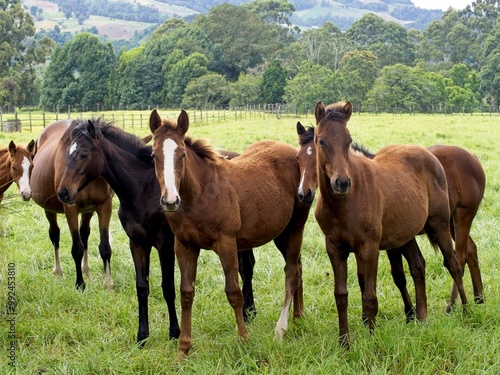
(1, 112, 500, 374)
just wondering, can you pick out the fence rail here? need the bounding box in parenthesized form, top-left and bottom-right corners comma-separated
(1, 103, 499, 134)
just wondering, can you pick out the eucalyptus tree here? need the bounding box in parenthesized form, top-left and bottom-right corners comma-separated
(182, 73, 230, 108)
(229, 72, 262, 106)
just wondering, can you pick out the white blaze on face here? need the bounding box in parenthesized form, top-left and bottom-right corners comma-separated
(19, 156, 32, 197)
(298, 170, 306, 196)
(69, 142, 78, 155)
(306, 146, 312, 156)
(162, 138, 180, 204)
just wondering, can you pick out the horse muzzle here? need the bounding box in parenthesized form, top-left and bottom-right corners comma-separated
(160, 195, 180, 212)
(20, 190, 32, 201)
(298, 188, 315, 204)
(331, 176, 351, 195)
(57, 187, 77, 205)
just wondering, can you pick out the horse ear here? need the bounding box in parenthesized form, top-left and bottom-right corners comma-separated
(27, 139, 35, 154)
(177, 109, 189, 135)
(149, 109, 162, 134)
(296, 122, 306, 136)
(344, 101, 353, 120)
(8, 140, 16, 156)
(87, 120, 97, 139)
(315, 101, 326, 123)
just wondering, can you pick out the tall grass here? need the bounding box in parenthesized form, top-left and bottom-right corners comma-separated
(1, 113, 500, 374)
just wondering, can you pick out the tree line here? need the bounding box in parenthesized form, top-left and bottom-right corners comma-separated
(2, 0, 500, 114)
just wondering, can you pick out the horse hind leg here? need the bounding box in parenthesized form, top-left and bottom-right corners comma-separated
(45, 211, 63, 277)
(425, 216, 468, 311)
(96, 197, 114, 290)
(399, 238, 427, 321)
(238, 249, 257, 322)
(273, 221, 305, 340)
(450, 208, 484, 305)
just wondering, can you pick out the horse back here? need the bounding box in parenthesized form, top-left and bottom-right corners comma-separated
(229, 140, 302, 247)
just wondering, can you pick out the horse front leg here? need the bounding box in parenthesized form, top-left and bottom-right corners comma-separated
(129, 240, 151, 345)
(175, 239, 200, 359)
(79, 212, 93, 278)
(157, 230, 180, 339)
(64, 206, 85, 290)
(45, 210, 62, 277)
(96, 195, 114, 290)
(355, 245, 379, 334)
(217, 236, 247, 342)
(326, 238, 350, 349)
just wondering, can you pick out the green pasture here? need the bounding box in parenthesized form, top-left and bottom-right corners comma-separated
(1, 113, 500, 374)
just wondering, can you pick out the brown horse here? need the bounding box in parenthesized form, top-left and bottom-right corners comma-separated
(297, 123, 485, 311)
(428, 145, 486, 309)
(0, 140, 35, 203)
(30, 120, 114, 290)
(313, 100, 467, 348)
(149, 109, 310, 358)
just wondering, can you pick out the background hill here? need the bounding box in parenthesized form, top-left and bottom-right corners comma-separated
(22, 0, 443, 44)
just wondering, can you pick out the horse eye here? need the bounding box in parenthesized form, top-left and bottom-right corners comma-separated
(80, 153, 88, 160)
(12, 166, 17, 171)
(318, 138, 326, 148)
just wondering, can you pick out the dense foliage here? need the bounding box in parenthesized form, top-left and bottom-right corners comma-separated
(3, 0, 500, 113)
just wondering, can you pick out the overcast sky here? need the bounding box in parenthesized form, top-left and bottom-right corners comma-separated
(412, 0, 472, 11)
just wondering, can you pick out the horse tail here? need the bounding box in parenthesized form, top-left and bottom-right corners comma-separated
(425, 233, 441, 254)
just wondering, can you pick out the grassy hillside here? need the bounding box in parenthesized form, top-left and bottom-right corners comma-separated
(1, 111, 499, 373)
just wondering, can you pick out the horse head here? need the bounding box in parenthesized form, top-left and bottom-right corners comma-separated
(296, 122, 317, 204)
(314, 100, 353, 195)
(57, 120, 104, 205)
(8, 139, 35, 201)
(149, 109, 188, 212)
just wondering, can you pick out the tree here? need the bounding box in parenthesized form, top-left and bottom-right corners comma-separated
(346, 13, 415, 67)
(260, 60, 287, 103)
(230, 72, 262, 106)
(284, 61, 340, 112)
(0, 0, 53, 109)
(40, 33, 115, 108)
(194, 4, 283, 80)
(163, 52, 209, 108)
(244, 0, 295, 25)
(182, 73, 230, 108)
(338, 50, 379, 108)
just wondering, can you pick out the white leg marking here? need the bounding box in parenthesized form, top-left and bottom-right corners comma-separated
(163, 139, 180, 204)
(275, 298, 292, 341)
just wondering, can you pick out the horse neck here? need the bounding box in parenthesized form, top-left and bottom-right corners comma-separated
(100, 137, 157, 203)
(0, 149, 13, 194)
(180, 147, 216, 202)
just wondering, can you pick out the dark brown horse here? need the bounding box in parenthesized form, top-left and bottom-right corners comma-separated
(30, 120, 114, 290)
(55, 118, 257, 345)
(313, 101, 467, 348)
(0, 140, 35, 203)
(149, 109, 310, 358)
(297, 123, 485, 311)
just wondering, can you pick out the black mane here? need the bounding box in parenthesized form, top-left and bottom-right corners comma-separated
(352, 142, 375, 159)
(62, 118, 153, 164)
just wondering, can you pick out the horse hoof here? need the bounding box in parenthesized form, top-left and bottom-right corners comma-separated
(53, 268, 63, 277)
(474, 295, 485, 304)
(169, 326, 181, 340)
(104, 279, 114, 291)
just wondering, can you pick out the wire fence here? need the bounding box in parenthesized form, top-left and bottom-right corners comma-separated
(1, 103, 499, 134)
